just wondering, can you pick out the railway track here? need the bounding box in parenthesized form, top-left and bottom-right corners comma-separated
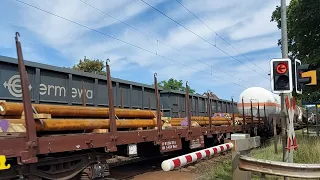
(103, 150, 232, 180)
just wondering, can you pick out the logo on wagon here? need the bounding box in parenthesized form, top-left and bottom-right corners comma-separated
(3, 75, 32, 98)
(3, 74, 93, 99)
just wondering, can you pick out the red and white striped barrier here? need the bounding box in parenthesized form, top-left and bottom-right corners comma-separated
(161, 142, 233, 171)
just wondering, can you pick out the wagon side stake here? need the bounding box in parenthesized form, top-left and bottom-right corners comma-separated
(15, 32, 39, 164)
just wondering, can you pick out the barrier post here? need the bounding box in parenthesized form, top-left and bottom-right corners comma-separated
(231, 134, 260, 180)
(232, 97, 235, 133)
(316, 105, 319, 136)
(306, 107, 309, 135)
(257, 102, 260, 125)
(242, 98, 246, 133)
(273, 115, 278, 154)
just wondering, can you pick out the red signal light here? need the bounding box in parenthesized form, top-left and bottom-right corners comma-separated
(276, 62, 288, 74)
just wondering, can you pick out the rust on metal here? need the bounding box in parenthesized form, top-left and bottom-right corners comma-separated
(0, 124, 245, 157)
(171, 116, 231, 122)
(15, 32, 38, 163)
(239, 155, 320, 179)
(154, 73, 162, 134)
(242, 98, 246, 132)
(232, 97, 235, 133)
(0, 102, 157, 119)
(106, 60, 116, 133)
(250, 100, 254, 126)
(263, 104, 266, 121)
(106, 60, 117, 152)
(185, 81, 191, 132)
(170, 120, 232, 126)
(6, 119, 158, 131)
(208, 92, 212, 130)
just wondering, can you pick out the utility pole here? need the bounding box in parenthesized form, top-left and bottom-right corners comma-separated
(280, 1, 293, 180)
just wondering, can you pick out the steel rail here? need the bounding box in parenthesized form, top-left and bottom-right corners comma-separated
(239, 155, 320, 178)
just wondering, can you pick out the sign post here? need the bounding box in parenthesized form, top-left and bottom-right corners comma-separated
(280, 0, 293, 175)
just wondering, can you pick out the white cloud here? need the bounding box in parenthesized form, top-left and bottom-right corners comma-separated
(229, 0, 280, 40)
(0, 0, 284, 100)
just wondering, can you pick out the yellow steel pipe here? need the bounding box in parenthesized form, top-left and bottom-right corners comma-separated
(170, 120, 231, 126)
(5, 117, 261, 132)
(0, 102, 157, 119)
(7, 119, 158, 131)
(6, 118, 234, 132)
(170, 116, 230, 121)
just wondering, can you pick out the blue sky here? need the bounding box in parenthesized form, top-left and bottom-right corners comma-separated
(0, 0, 290, 102)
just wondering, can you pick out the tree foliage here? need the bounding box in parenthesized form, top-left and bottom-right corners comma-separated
(158, 78, 196, 94)
(271, 0, 320, 103)
(72, 56, 106, 75)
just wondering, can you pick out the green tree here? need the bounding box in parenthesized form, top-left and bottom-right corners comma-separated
(271, 0, 320, 104)
(72, 56, 106, 75)
(157, 78, 196, 94)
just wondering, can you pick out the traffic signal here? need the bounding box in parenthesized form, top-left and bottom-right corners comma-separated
(295, 59, 317, 94)
(295, 59, 308, 94)
(295, 59, 303, 94)
(270, 58, 293, 93)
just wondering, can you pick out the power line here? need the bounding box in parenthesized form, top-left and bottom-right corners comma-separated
(78, 0, 253, 86)
(14, 0, 248, 89)
(174, 0, 269, 75)
(140, 0, 269, 80)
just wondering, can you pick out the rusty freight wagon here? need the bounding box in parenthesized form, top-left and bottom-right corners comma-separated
(0, 56, 237, 116)
(160, 90, 238, 118)
(0, 34, 247, 179)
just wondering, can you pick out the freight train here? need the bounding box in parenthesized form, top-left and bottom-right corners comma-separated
(0, 51, 295, 179)
(0, 55, 236, 117)
(0, 51, 247, 180)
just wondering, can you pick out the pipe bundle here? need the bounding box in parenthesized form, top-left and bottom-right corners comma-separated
(0, 102, 158, 119)
(0, 102, 262, 132)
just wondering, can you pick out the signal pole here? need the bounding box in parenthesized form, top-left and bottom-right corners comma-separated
(280, 0, 293, 173)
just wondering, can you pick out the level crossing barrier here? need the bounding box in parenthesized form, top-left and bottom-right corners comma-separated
(161, 142, 233, 171)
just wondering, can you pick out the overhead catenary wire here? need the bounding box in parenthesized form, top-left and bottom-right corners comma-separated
(14, 0, 248, 89)
(78, 0, 253, 86)
(174, 0, 269, 76)
(140, 0, 269, 80)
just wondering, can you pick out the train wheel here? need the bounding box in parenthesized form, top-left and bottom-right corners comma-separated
(79, 163, 110, 180)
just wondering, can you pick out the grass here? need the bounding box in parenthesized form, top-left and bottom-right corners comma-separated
(200, 129, 320, 180)
(252, 130, 320, 164)
(198, 159, 232, 180)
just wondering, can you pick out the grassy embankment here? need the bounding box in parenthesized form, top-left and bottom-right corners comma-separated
(199, 130, 320, 180)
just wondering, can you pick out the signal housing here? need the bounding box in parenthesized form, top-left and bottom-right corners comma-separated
(270, 58, 293, 93)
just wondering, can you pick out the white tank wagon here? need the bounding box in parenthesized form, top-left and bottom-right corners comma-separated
(237, 87, 305, 123)
(237, 87, 281, 118)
